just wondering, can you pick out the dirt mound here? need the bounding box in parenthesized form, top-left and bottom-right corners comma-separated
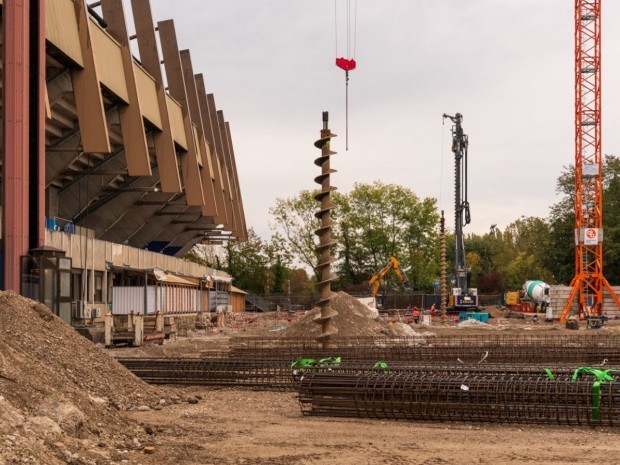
(485, 306, 507, 319)
(0, 291, 177, 464)
(280, 291, 395, 338)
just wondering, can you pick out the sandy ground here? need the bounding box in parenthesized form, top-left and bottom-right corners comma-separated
(6, 292, 620, 464)
(123, 387, 620, 465)
(108, 315, 620, 465)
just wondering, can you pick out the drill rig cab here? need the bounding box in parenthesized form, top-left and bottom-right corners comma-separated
(443, 113, 478, 310)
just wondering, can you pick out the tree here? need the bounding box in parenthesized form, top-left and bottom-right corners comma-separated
(183, 244, 222, 269)
(264, 233, 292, 294)
(224, 229, 269, 293)
(476, 271, 507, 294)
(505, 252, 554, 289)
(269, 190, 345, 280)
(545, 155, 620, 285)
(270, 181, 440, 292)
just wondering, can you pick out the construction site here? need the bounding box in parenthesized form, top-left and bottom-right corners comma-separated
(3, 0, 620, 464)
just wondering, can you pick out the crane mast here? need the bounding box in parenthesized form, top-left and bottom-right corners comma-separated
(561, 0, 620, 321)
(443, 113, 477, 310)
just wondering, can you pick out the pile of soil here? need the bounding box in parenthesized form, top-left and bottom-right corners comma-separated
(280, 291, 396, 338)
(485, 306, 507, 319)
(0, 291, 184, 464)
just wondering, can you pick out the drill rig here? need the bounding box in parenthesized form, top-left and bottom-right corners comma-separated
(443, 113, 478, 310)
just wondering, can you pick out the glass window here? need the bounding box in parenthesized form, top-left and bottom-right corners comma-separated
(94, 271, 103, 303)
(60, 271, 71, 298)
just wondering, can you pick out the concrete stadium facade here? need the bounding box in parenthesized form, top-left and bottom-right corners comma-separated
(1, 0, 247, 323)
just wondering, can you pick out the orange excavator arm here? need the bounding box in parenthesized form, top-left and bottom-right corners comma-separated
(368, 256, 409, 298)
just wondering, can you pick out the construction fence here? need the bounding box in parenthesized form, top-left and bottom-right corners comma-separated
(245, 292, 503, 312)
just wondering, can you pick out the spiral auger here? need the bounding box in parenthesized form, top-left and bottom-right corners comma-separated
(313, 111, 338, 348)
(440, 210, 447, 317)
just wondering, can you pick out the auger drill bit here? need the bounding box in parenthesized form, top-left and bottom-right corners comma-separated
(313, 111, 338, 348)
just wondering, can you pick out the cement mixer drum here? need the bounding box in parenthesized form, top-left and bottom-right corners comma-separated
(524, 280, 551, 304)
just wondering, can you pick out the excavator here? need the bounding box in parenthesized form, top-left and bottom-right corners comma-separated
(368, 256, 409, 310)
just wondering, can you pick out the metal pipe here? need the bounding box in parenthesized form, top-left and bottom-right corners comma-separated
(87, 4, 107, 28)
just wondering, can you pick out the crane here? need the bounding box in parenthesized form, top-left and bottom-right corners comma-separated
(561, 0, 620, 321)
(368, 256, 409, 309)
(443, 113, 478, 310)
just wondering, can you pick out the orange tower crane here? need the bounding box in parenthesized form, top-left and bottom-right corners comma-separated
(561, 0, 620, 321)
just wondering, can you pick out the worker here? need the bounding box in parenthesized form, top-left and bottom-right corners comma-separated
(412, 307, 420, 324)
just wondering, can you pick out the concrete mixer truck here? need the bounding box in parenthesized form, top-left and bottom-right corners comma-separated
(522, 280, 550, 313)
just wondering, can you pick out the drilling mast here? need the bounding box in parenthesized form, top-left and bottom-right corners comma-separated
(443, 113, 478, 310)
(561, 0, 620, 321)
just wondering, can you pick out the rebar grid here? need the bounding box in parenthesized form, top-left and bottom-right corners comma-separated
(119, 357, 616, 391)
(227, 335, 620, 364)
(118, 357, 291, 390)
(298, 372, 620, 426)
(230, 334, 620, 350)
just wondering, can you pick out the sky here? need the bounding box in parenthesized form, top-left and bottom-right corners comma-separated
(130, 1, 620, 239)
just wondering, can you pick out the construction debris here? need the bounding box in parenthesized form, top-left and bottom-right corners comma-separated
(0, 291, 179, 464)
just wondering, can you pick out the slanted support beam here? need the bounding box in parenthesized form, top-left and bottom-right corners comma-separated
(71, 0, 111, 153)
(206, 92, 230, 226)
(217, 110, 239, 234)
(100, 0, 151, 176)
(130, 0, 182, 193)
(224, 122, 248, 241)
(157, 20, 204, 206)
(180, 50, 218, 218)
(195, 74, 228, 226)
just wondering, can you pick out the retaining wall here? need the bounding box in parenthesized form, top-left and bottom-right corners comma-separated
(549, 285, 620, 318)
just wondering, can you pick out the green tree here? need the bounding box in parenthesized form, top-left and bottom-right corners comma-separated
(270, 181, 440, 292)
(269, 190, 345, 280)
(224, 229, 269, 293)
(545, 155, 620, 285)
(505, 252, 554, 289)
(183, 244, 222, 269)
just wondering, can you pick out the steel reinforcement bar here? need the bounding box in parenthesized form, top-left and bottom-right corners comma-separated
(230, 334, 620, 351)
(227, 345, 620, 364)
(298, 372, 620, 426)
(118, 357, 292, 390)
(118, 357, 618, 391)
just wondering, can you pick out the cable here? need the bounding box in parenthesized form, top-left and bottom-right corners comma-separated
(353, 0, 357, 58)
(334, 0, 338, 57)
(346, 0, 350, 58)
(440, 117, 445, 211)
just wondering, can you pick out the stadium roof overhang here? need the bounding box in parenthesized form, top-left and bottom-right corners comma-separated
(3, 0, 247, 258)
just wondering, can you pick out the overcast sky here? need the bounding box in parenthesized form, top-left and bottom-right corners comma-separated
(137, 1, 620, 239)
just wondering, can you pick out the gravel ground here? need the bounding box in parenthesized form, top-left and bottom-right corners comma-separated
(3, 289, 620, 464)
(125, 387, 620, 465)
